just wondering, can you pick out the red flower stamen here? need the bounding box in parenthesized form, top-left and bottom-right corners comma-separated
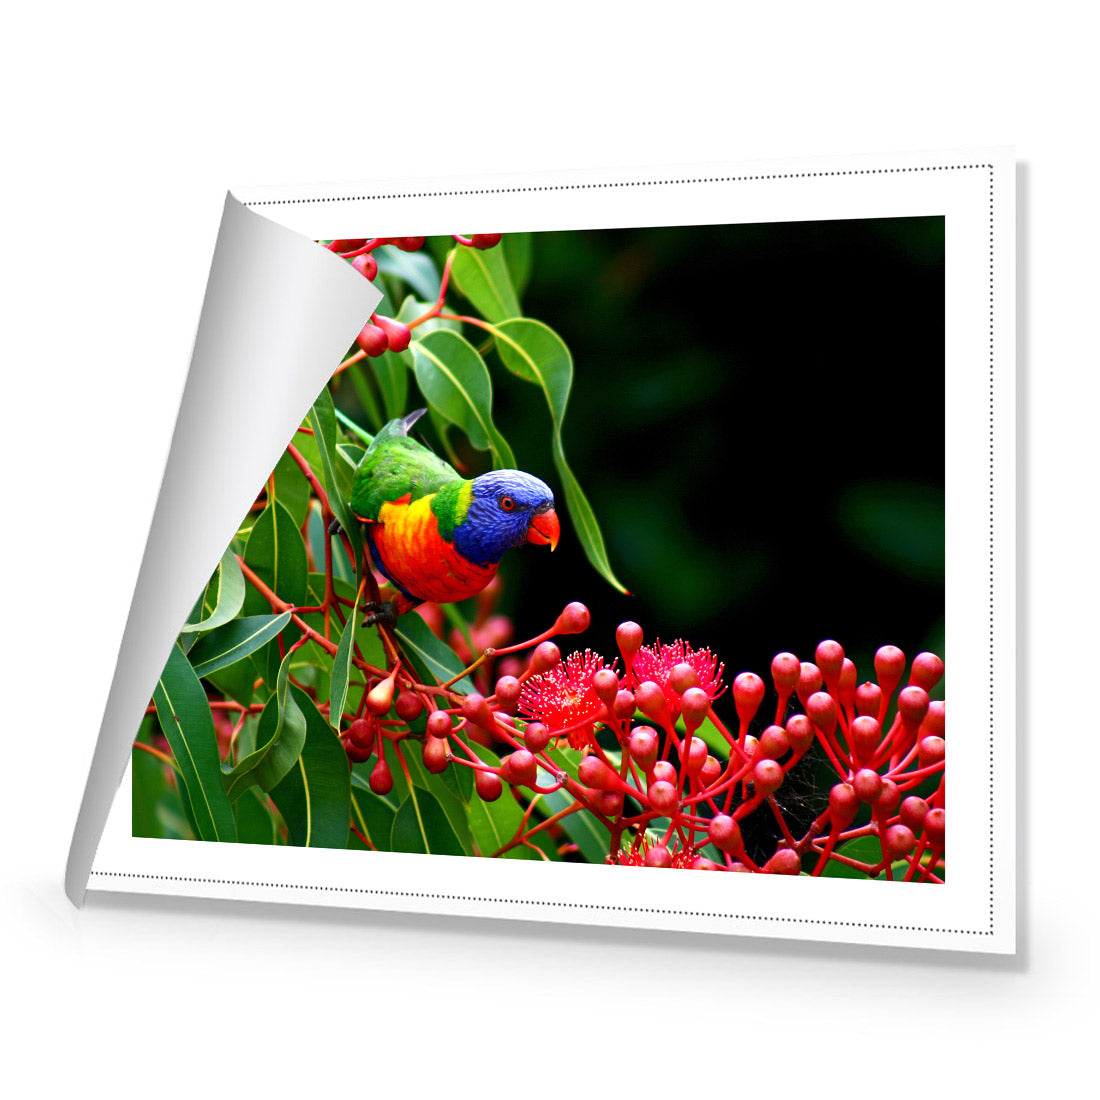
(518, 650, 616, 750)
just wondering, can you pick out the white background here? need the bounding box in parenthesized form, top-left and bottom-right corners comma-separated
(1, 2, 1092, 1095)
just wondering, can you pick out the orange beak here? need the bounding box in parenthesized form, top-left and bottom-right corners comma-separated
(526, 507, 560, 551)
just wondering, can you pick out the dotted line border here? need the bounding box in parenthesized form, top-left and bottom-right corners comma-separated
(243, 164, 992, 207)
(88, 870, 990, 935)
(108, 163, 1001, 941)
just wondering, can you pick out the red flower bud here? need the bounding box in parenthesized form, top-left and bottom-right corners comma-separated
(785, 714, 815, 753)
(685, 736, 708, 776)
(612, 689, 636, 719)
(475, 769, 503, 802)
(771, 651, 801, 694)
(855, 681, 882, 717)
(426, 709, 453, 739)
(850, 715, 882, 764)
(347, 717, 375, 751)
(918, 736, 946, 768)
(615, 621, 643, 665)
(733, 672, 765, 726)
(829, 782, 859, 827)
(578, 755, 617, 790)
(529, 641, 561, 674)
(644, 845, 672, 868)
(351, 253, 378, 280)
(898, 685, 930, 729)
(910, 651, 945, 692)
(554, 601, 590, 634)
(920, 700, 946, 739)
(874, 645, 906, 699)
(395, 691, 423, 723)
(461, 692, 496, 732)
(592, 668, 620, 706)
(757, 725, 790, 761)
(709, 814, 744, 855)
(493, 675, 522, 713)
(679, 686, 711, 731)
(853, 767, 883, 803)
(371, 314, 411, 353)
(700, 755, 721, 788)
(502, 749, 537, 787)
(627, 726, 659, 770)
(797, 662, 823, 706)
(923, 808, 946, 849)
(806, 691, 838, 736)
(647, 780, 679, 815)
(668, 662, 698, 694)
(650, 760, 678, 786)
(635, 680, 669, 722)
(815, 639, 845, 680)
(875, 779, 901, 813)
(883, 824, 917, 859)
(763, 849, 801, 875)
(899, 796, 929, 832)
(752, 759, 783, 796)
(522, 721, 551, 753)
(469, 233, 503, 249)
(422, 736, 449, 774)
(366, 671, 398, 716)
(369, 756, 393, 795)
(395, 236, 426, 251)
(355, 321, 388, 357)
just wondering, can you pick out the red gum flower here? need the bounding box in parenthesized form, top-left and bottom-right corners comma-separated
(519, 650, 613, 750)
(631, 639, 725, 717)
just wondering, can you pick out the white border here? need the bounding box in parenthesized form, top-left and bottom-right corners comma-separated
(87, 150, 1015, 952)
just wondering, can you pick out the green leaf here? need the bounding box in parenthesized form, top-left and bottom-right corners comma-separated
(821, 834, 885, 879)
(308, 387, 363, 569)
(222, 647, 308, 802)
(152, 643, 237, 843)
(375, 245, 441, 302)
(371, 348, 409, 422)
(462, 744, 524, 857)
(390, 786, 466, 856)
(493, 318, 627, 593)
(269, 687, 352, 848)
(188, 612, 292, 678)
(451, 244, 521, 322)
(403, 750, 474, 856)
(181, 549, 245, 634)
(234, 788, 280, 845)
(502, 233, 532, 297)
(328, 585, 363, 728)
(242, 495, 309, 613)
(395, 612, 475, 694)
(408, 329, 515, 467)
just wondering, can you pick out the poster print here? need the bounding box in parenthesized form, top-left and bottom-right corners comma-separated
(76, 154, 1014, 951)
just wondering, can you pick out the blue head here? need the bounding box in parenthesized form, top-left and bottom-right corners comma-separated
(454, 469, 560, 565)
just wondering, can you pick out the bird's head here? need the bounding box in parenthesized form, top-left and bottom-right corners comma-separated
(454, 469, 560, 565)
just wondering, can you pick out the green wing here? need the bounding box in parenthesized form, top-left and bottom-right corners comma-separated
(350, 413, 459, 522)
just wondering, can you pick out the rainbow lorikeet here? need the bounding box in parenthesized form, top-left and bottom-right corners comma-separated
(349, 409, 560, 624)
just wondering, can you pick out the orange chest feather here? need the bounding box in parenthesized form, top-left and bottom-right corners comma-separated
(371, 495, 497, 603)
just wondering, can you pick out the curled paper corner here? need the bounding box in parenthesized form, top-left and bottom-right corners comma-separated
(64, 194, 381, 906)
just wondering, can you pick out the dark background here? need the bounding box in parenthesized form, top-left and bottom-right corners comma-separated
(462, 217, 945, 689)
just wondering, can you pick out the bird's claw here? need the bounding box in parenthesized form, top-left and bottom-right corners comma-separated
(328, 517, 344, 537)
(363, 600, 398, 628)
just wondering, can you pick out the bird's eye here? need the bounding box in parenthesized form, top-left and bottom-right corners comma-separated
(500, 495, 516, 512)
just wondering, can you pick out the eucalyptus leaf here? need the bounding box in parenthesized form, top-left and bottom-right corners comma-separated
(189, 612, 292, 678)
(152, 643, 237, 843)
(408, 328, 515, 467)
(451, 244, 521, 322)
(493, 318, 627, 593)
(180, 549, 246, 634)
(269, 687, 352, 848)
